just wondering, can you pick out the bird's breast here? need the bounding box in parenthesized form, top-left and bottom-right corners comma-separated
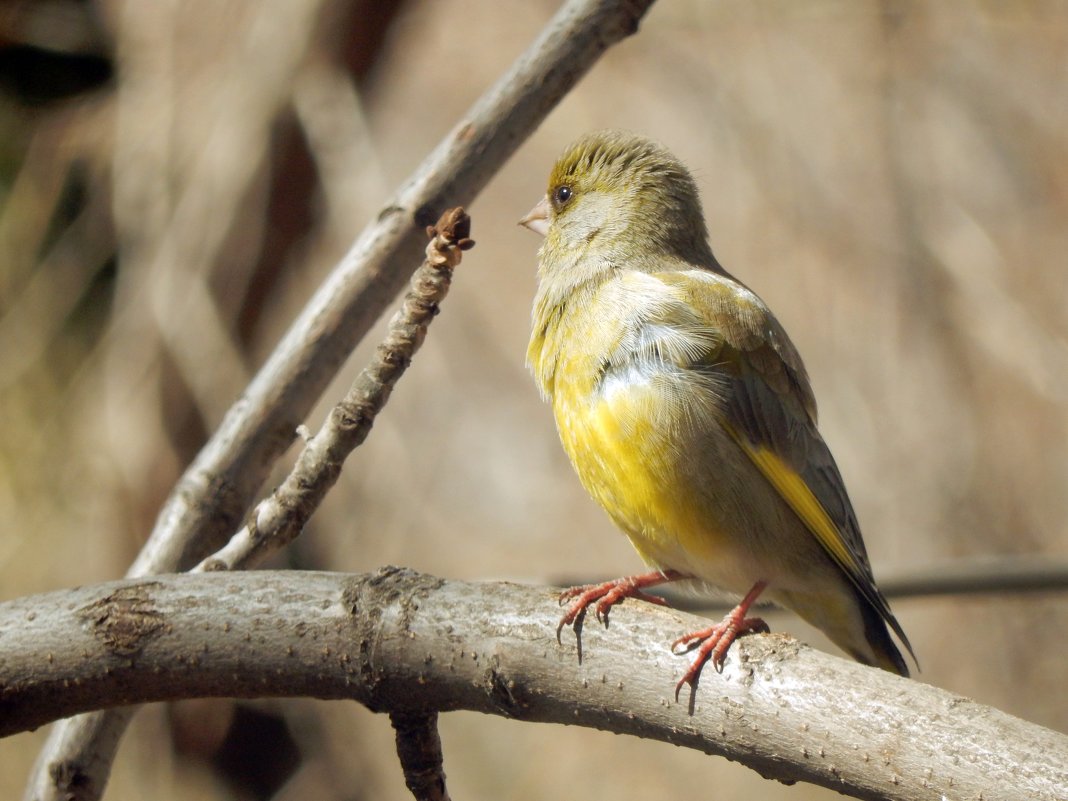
(551, 351, 739, 572)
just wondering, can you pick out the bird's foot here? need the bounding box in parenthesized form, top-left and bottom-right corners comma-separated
(671, 581, 769, 701)
(556, 571, 683, 658)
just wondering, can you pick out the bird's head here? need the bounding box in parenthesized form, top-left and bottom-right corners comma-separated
(521, 130, 714, 269)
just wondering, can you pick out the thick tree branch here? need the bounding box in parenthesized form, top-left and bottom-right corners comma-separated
(3, 570, 1065, 801)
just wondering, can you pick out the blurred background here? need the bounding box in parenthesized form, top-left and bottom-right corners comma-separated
(1, 0, 1066, 799)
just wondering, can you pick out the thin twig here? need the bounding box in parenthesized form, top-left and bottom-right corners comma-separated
(196, 209, 473, 572)
(566, 553, 1068, 612)
(876, 553, 1068, 598)
(390, 712, 451, 801)
(131, 0, 658, 577)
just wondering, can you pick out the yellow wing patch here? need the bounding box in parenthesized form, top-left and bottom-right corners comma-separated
(724, 424, 862, 581)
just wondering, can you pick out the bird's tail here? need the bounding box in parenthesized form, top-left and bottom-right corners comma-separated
(848, 591, 910, 677)
(780, 586, 914, 677)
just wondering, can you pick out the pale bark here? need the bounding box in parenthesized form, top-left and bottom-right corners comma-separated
(4, 570, 1066, 801)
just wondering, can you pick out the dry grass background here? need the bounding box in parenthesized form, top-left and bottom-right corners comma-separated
(1, 1, 1066, 799)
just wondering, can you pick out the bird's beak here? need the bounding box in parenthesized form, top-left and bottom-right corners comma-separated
(519, 196, 551, 237)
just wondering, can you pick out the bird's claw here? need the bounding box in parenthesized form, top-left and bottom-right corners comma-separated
(672, 615, 769, 702)
(555, 573, 679, 657)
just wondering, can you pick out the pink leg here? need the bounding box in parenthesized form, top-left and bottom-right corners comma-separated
(557, 570, 685, 646)
(672, 581, 769, 701)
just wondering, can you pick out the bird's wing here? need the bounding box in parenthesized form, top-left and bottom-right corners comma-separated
(652, 269, 913, 658)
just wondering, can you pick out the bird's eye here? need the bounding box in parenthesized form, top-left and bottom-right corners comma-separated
(553, 185, 573, 206)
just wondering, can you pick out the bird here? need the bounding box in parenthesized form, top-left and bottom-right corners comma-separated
(520, 130, 916, 699)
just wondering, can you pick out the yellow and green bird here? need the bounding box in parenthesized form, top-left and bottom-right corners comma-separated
(522, 130, 916, 697)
